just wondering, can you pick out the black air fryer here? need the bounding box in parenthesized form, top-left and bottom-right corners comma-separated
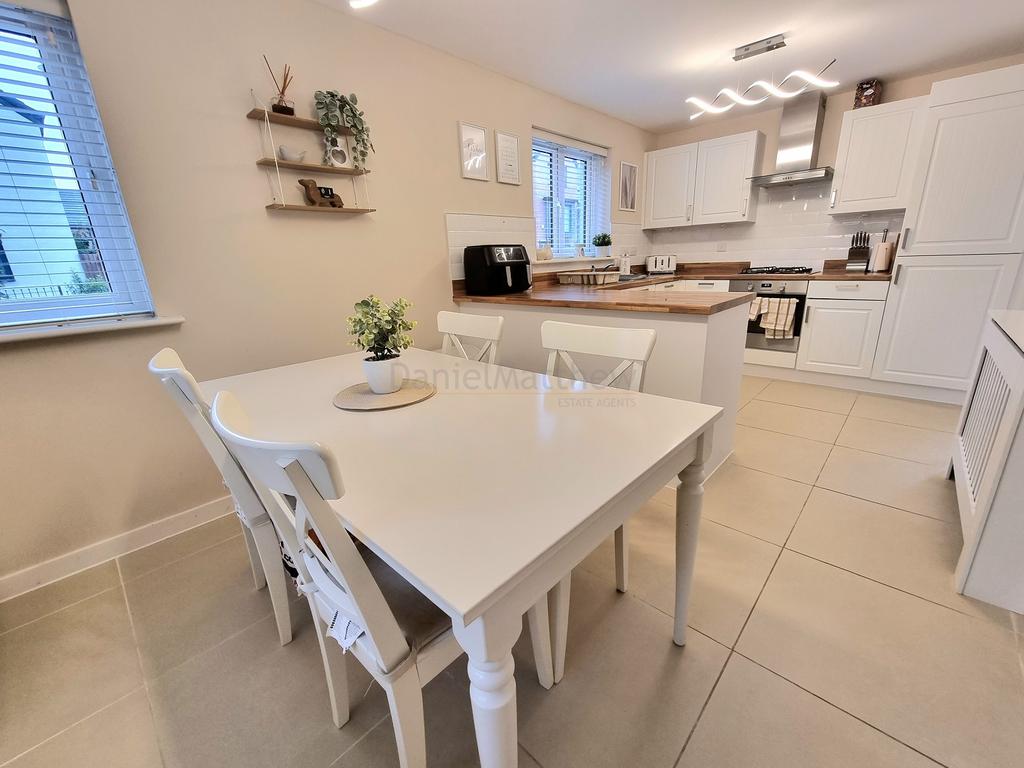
(463, 245, 532, 296)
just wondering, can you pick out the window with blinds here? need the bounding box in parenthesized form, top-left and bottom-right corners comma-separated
(532, 132, 610, 258)
(0, 4, 152, 329)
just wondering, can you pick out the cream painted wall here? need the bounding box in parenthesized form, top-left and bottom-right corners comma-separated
(0, 0, 654, 578)
(656, 52, 1024, 173)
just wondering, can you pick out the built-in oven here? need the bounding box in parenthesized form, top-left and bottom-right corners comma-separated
(729, 279, 808, 367)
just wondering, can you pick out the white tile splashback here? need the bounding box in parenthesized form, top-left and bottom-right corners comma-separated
(650, 180, 905, 271)
(446, 213, 536, 280)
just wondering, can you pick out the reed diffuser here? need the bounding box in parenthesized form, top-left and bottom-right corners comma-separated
(263, 55, 295, 115)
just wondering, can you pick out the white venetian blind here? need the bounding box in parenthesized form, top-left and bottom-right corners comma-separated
(0, 2, 153, 328)
(532, 130, 610, 258)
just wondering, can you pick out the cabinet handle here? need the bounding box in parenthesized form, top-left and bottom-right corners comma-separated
(804, 306, 811, 325)
(902, 227, 911, 250)
(697, 281, 714, 286)
(893, 264, 902, 286)
(686, 203, 693, 221)
(829, 188, 838, 208)
(742, 197, 749, 217)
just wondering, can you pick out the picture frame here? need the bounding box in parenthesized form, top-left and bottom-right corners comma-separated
(495, 130, 521, 185)
(459, 122, 489, 181)
(619, 161, 638, 212)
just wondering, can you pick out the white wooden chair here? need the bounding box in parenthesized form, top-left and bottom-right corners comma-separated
(147, 348, 293, 645)
(210, 389, 556, 766)
(438, 310, 504, 364)
(541, 320, 657, 681)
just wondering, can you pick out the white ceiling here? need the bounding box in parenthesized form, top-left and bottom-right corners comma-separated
(323, 0, 1024, 132)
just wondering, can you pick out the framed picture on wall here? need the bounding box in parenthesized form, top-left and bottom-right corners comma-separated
(495, 131, 520, 185)
(619, 161, 638, 211)
(459, 122, 489, 181)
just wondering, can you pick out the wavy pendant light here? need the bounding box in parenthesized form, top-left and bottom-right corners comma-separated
(686, 58, 839, 120)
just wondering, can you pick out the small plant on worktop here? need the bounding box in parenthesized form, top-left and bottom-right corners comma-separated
(314, 90, 374, 169)
(347, 296, 416, 394)
(593, 232, 612, 257)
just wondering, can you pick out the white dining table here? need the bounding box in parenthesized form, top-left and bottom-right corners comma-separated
(201, 348, 721, 768)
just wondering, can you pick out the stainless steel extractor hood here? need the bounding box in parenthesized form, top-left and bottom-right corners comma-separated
(750, 91, 833, 187)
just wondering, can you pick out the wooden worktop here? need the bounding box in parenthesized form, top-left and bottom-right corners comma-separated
(453, 282, 753, 315)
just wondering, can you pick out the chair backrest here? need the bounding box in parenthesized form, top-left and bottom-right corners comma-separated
(438, 310, 504, 364)
(541, 320, 656, 392)
(210, 391, 411, 674)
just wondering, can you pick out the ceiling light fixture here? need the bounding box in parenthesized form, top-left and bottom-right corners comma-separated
(349, 0, 379, 8)
(686, 58, 839, 120)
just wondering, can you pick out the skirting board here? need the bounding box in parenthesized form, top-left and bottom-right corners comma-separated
(743, 364, 966, 406)
(0, 494, 232, 603)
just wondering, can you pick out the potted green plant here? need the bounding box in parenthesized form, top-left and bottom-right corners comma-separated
(314, 90, 374, 169)
(347, 295, 416, 394)
(593, 232, 612, 258)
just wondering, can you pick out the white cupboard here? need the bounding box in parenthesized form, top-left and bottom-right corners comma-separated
(900, 64, 1024, 256)
(692, 131, 764, 225)
(871, 253, 1022, 389)
(797, 298, 885, 378)
(642, 143, 697, 229)
(828, 97, 927, 215)
(643, 131, 762, 230)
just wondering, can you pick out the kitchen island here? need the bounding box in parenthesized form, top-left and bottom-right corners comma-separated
(454, 280, 752, 472)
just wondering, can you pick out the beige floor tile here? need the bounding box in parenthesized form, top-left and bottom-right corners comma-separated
(816, 446, 958, 522)
(332, 670, 540, 768)
(737, 551, 1024, 768)
(732, 425, 833, 484)
(511, 569, 729, 768)
(124, 534, 276, 679)
(837, 416, 954, 465)
(6, 690, 162, 768)
(755, 380, 858, 414)
(678, 654, 939, 768)
(118, 511, 241, 582)
(737, 399, 847, 443)
(0, 590, 143, 764)
(0, 561, 119, 635)
(787, 488, 1011, 629)
(739, 375, 773, 406)
(579, 504, 780, 646)
(150, 607, 389, 768)
(851, 394, 962, 432)
(701, 462, 812, 545)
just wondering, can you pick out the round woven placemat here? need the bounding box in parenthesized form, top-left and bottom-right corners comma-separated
(332, 379, 436, 411)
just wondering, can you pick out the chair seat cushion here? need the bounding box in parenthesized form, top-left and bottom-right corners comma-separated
(356, 543, 452, 651)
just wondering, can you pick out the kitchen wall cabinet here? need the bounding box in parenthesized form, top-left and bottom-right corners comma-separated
(692, 131, 764, 225)
(642, 143, 697, 229)
(797, 298, 885, 378)
(828, 96, 927, 215)
(642, 131, 762, 230)
(871, 253, 1021, 389)
(900, 64, 1024, 256)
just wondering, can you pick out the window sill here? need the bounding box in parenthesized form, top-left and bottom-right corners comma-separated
(533, 255, 616, 270)
(0, 314, 185, 344)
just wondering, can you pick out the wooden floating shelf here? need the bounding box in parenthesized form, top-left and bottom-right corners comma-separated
(256, 158, 368, 176)
(246, 108, 353, 135)
(266, 204, 375, 214)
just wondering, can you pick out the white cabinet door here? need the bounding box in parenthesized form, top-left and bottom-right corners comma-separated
(642, 144, 697, 230)
(829, 97, 927, 215)
(693, 131, 763, 225)
(901, 81, 1024, 255)
(797, 299, 884, 378)
(871, 253, 1022, 389)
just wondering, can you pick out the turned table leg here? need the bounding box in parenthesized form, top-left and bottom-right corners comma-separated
(674, 452, 706, 646)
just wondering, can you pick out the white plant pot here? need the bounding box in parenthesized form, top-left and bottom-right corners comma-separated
(363, 356, 403, 394)
(596, 245, 611, 257)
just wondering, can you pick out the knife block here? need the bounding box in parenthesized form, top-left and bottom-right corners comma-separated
(846, 246, 870, 272)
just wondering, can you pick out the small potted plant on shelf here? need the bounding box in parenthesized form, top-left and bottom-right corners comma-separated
(263, 56, 295, 115)
(314, 89, 374, 169)
(593, 232, 612, 258)
(347, 295, 416, 394)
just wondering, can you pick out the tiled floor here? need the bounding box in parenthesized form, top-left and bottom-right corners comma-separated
(2, 378, 1022, 767)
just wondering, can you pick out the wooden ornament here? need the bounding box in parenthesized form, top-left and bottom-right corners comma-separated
(298, 178, 345, 208)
